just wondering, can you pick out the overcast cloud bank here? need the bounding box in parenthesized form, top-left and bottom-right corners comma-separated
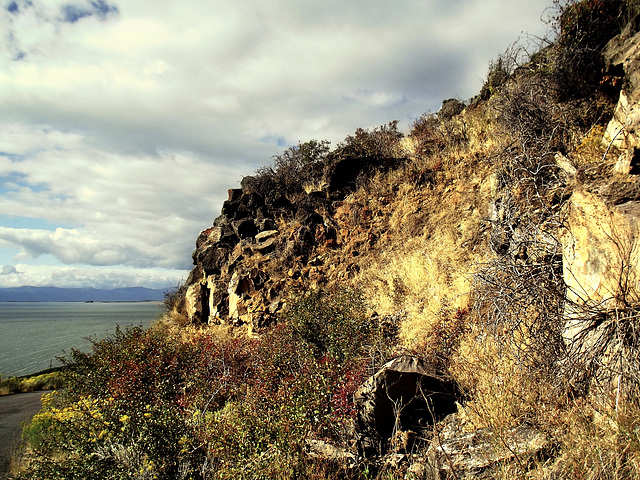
(0, 0, 552, 289)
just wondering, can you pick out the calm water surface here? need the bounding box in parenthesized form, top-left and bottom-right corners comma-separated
(0, 302, 162, 376)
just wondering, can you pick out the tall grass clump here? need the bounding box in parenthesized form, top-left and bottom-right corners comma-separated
(0, 370, 64, 396)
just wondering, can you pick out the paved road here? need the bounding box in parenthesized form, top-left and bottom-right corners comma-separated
(0, 391, 43, 479)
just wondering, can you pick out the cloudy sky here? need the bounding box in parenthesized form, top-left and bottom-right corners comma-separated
(0, 0, 552, 290)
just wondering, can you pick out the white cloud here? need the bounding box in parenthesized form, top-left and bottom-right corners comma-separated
(0, 263, 185, 289)
(0, 0, 554, 288)
(0, 129, 248, 272)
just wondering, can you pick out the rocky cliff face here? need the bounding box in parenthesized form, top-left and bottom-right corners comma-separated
(558, 23, 640, 392)
(173, 17, 640, 353)
(173, 149, 402, 331)
(165, 7, 640, 478)
(565, 25, 640, 301)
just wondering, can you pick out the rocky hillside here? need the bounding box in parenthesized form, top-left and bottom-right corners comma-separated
(173, 3, 639, 343)
(163, 0, 640, 474)
(172, 129, 407, 331)
(16, 2, 640, 479)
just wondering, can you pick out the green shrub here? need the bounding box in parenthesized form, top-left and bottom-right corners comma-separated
(335, 121, 403, 160)
(281, 287, 378, 362)
(0, 374, 20, 395)
(249, 139, 331, 199)
(16, 292, 392, 479)
(162, 281, 187, 313)
(0, 370, 64, 396)
(272, 139, 331, 193)
(479, 57, 511, 100)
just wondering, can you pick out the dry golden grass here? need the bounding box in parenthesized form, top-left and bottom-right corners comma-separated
(451, 325, 558, 429)
(361, 241, 473, 347)
(528, 398, 640, 479)
(341, 99, 640, 477)
(450, 316, 640, 479)
(153, 319, 251, 344)
(350, 105, 503, 350)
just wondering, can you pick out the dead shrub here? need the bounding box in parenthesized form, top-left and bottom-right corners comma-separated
(409, 113, 469, 157)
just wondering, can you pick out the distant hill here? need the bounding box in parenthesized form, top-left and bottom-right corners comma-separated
(0, 286, 166, 302)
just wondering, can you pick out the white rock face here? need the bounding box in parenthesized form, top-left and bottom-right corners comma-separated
(604, 28, 640, 151)
(563, 25, 640, 347)
(562, 188, 640, 342)
(184, 282, 205, 322)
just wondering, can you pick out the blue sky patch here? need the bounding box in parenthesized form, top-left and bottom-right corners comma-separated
(260, 135, 288, 148)
(91, 0, 117, 16)
(60, 4, 92, 23)
(5, 0, 33, 15)
(60, 0, 118, 23)
(0, 151, 24, 161)
(0, 215, 66, 231)
(0, 172, 47, 194)
(0, 247, 21, 270)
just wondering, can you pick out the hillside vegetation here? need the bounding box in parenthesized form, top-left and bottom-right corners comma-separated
(11, 1, 640, 478)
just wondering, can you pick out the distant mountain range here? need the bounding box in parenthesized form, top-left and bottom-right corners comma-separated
(0, 286, 167, 302)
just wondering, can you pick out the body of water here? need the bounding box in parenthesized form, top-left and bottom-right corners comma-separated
(0, 302, 162, 377)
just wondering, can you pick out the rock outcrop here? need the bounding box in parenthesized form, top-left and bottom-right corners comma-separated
(354, 356, 460, 457)
(167, 12, 640, 477)
(351, 359, 547, 478)
(407, 415, 549, 480)
(560, 23, 640, 393)
(604, 19, 640, 153)
(562, 188, 640, 314)
(173, 151, 405, 330)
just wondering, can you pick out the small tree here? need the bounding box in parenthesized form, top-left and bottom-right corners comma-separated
(264, 139, 331, 197)
(337, 121, 404, 160)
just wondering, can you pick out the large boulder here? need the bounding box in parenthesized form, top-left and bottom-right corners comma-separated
(192, 222, 238, 274)
(561, 187, 640, 397)
(183, 282, 209, 325)
(562, 188, 640, 329)
(206, 277, 228, 323)
(407, 414, 549, 479)
(354, 356, 460, 457)
(197, 247, 229, 275)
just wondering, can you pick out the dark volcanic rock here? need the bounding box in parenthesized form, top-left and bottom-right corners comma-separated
(240, 192, 265, 210)
(354, 356, 460, 457)
(197, 247, 229, 275)
(296, 209, 324, 228)
(221, 200, 239, 219)
(437, 98, 465, 121)
(266, 194, 294, 211)
(258, 217, 277, 232)
(232, 217, 259, 239)
(325, 156, 368, 193)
